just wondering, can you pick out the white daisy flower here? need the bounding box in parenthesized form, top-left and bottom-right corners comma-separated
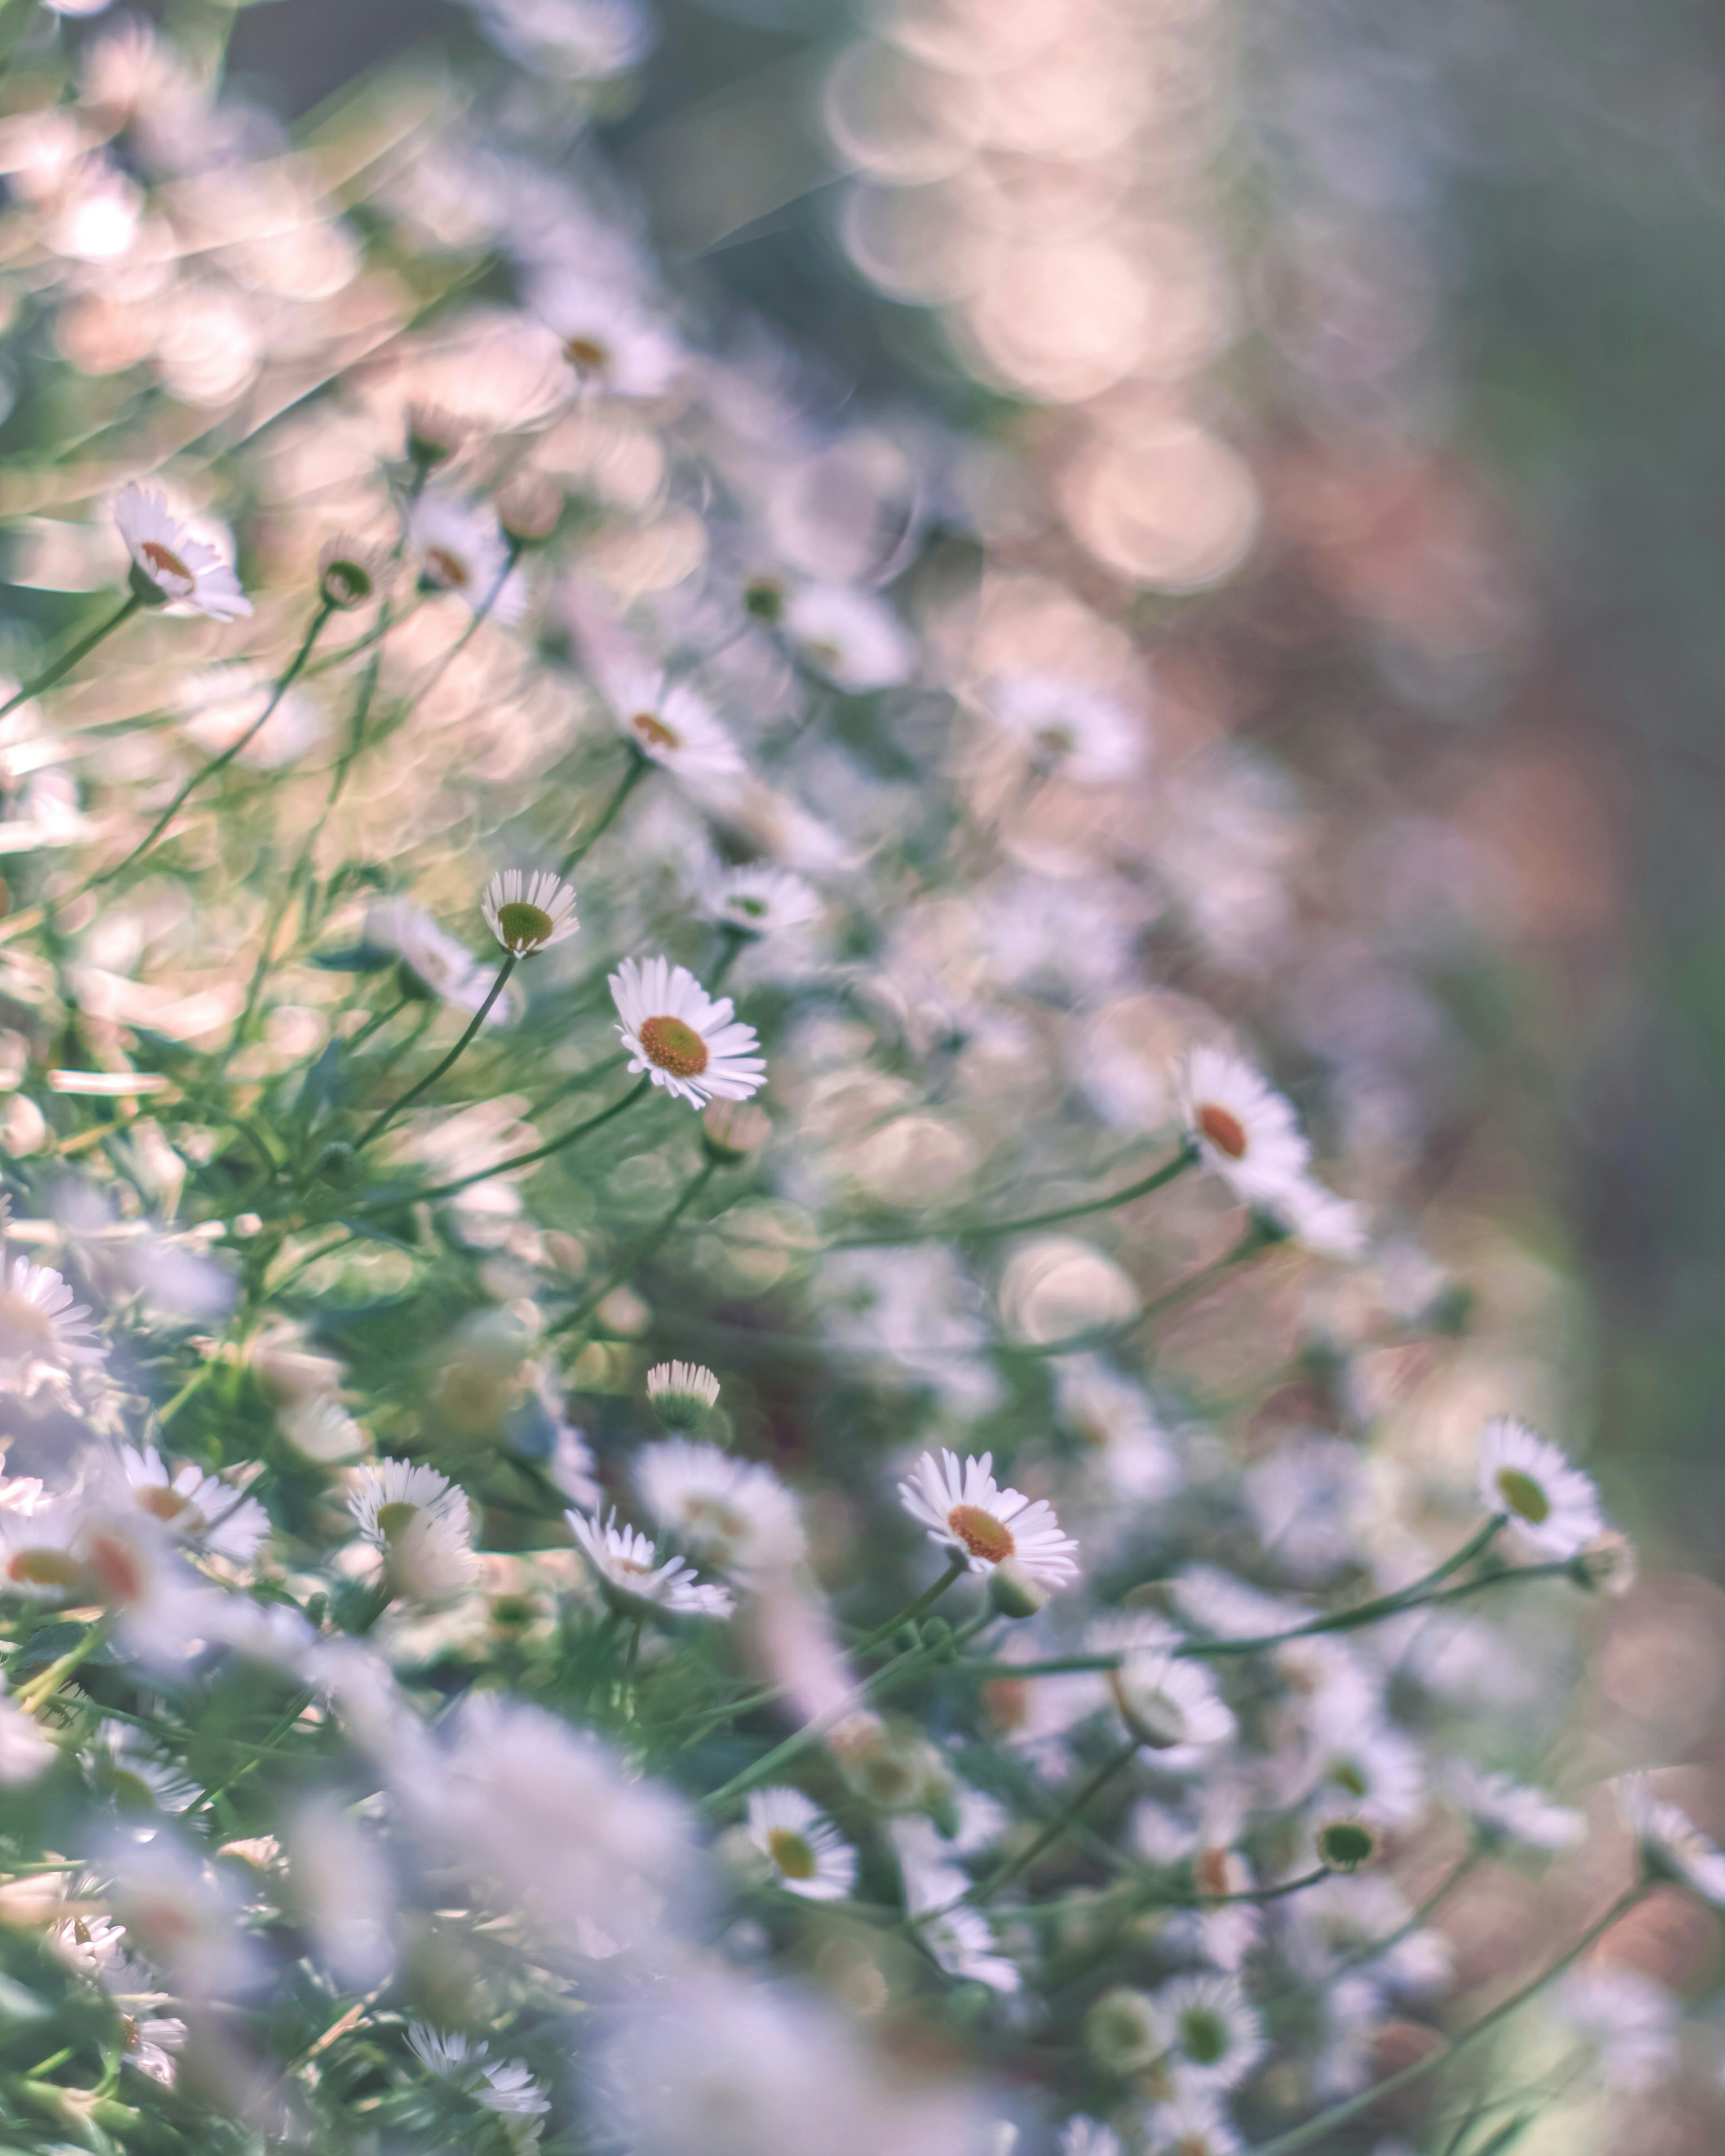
(120, 2013, 188, 2087)
(1621, 1775, 1725, 1903)
(408, 2023, 549, 2116)
(1060, 2120, 1123, 2156)
(1265, 1174, 1368, 1261)
(531, 271, 682, 397)
(1152, 1973, 1265, 2094)
(348, 1459, 477, 1604)
(481, 868, 579, 956)
(610, 954, 766, 1108)
(1178, 1046, 1311, 1212)
(1553, 1966, 1681, 2093)
(364, 897, 517, 1027)
(645, 1359, 721, 1429)
(983, 672, 1146, 785)
(1144, 2091, 1242, 2156)
(897, 1449, 1080, 1591)
(780, 583, 916, 694)
(408, 494, 525, 620)
(915, 1899, 1020, 1992)
(0, 1257, 104, 1388)
(108, 1445, 269, 1565)
(705, 864, 820, 938)
(1476, 1418, 1603, 1559)
(1445, 1763, 1583, 1851)
(567, 1507, 734, 1620)
(618, 673, 744, 779)
(744, 1787, 857, 1901)
(112, 484, 251, 620)
(1109, 1647, 1235, 1760)
(635, 1440, 805, 1576)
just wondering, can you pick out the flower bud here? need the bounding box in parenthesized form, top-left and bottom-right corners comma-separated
(988, 1559, 1049, 1621)
(702, 1099, 770, 1165)
(315, 1140, 359, 1189)
(318, 539, 385, 612)
(497, 472, 563, 546)
(404, 402, 466, 468)
(1084, 1985, 1161, 2075)
(1573, 1529, 1637, 1597)
(1314, 1815, 1380, 1874)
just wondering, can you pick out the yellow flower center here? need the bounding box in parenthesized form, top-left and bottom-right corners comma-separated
(140, 539, 191, 585)
(1034, 723, 1076, 759)
(1197, 1101, 1248, 1159)
(639, 1015, 709, 1078)
(1495, 1467, 1549, 1524)
(0, 1290, 56, 1359)
(135, 1484, 197, 1527)
(946, 1503, 1014, 1565)
(497, 901, 555, 951)
(565, 335, 610, 373)
(767, 1828, 818, 1881)
(630, 710, 681, 754)
(8, 1547, 78, 1587)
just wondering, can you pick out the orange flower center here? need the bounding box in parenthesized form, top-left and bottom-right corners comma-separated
(984, 1676, 1029, 1734)
(947, 1503, 1014, 1565)
(767, 1828, 817, 1880)
(1194, 1845, 1234, 1897)
(8, 1547, 78, 1587)
(140, 539, 191, 585)
(630, 710, 681, 753)
(639, 1015, 709, 1078)
(426, 546, 471, 589)
(0, 1290, 55, 1358)
(85, 1529, 146, 1605)
(1197, 1102, 1248, 1159)
(135, 1484, 196, 1527)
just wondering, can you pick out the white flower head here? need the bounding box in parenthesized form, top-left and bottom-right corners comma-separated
(619, 674, 744, 778)
(1621, 1775, 1725, 1903)
(365, 897, 517, 1026)
(1110, 1649, 1235, 1760)
(745, 1787, 857, 1900)
(645, 1359, 721, 1431)
(916, 1899, 1020, 1992)
(120, 2013, 188, 2087)
(408, 2023, 549, 2116)
(1152, 1973, 1265, 2094)
(780, 583, 916, 694)
(0, 1257, 104, 1388)
(108, 1445, 269, 1565)
(984, 672, 1147, 785)
(1445, 1763, 1583, 1852)
(897, 1449, 1079, 1591)
(567, 1506, 734, 1620)
(531, 270, 682, 396)
(482, 869, 579, 956)
(1145, 2090, 1243, 2156)
(348, 1459, 476, 1604)
(1476, 1418, 1603, 1559)
(1179, 1046, 1310, 1211)
(706, 864, 820, 939)
(636, 1438, 804, 1575)
(1554, 1965, 1681, 2093)
(610, 955, 766, 1108)
(408, 493, 525, 620)
(1060, 2121, 1123, 2156)
(113, 484, 251, 620)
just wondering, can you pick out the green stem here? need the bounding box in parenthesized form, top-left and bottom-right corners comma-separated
(17, 1616, 112, 1715)
(559, 751, 648, 877)
(965, 1741, 1140, 1908)
(1243, 1881, 1650, 2156)
(849, 1555, 968, 1657)
(355, 952, 517, 1149)
(552, 1157, 719, 1337)
(351, 1072, 651, 1214)
(824, 1143, 1199, 1252)
(0, 592, 142, 721)
(86, 598, 335, 890)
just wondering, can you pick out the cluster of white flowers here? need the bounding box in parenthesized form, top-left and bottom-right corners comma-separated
(0, 4, 1691, 2155)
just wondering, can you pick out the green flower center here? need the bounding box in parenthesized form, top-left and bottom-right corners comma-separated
(1179, 2006, 1228, 2066)
(767, 1828, 817, 1881)
(1495, 1467, 1549, 1524)
(639, 1015, 709, 1078)
(1317, 1820, 1377, 1871)
(497, 901, 555, 951)
(375, 1501, 420, 1540)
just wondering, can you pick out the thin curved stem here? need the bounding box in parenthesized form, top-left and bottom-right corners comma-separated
(553, 1158, 719, 1338)
(0, 593, 142, 722)
(86, 599, 335, 890)
(355, 953, 517, 1149)
(823, 1143, 1199, 1253)
(559, 750, 648, 877)
(1243, 1880, 1649, 2155)
(964, 1741, 1140, 1909)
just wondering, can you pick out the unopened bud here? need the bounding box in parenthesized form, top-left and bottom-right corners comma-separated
(497, 472, 563, 546)
(1573, 1529, 1637, 1597)
(404, 402, 466, 468)
(988, 1560, 1049, 1620)
(315, 1140, 359, 1189)
(318, 539, 385, 612)
(702, 1099, 770, 1164)
(1314, 1816, 1380, 1874)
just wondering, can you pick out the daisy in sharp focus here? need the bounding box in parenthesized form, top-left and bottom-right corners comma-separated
(1178, 1045, 1311, 1213)
(567, 1507, 734, 1619)
(635, 1439, 805, 1576)
(112, 484, 251, 620)
(610, 955, 766, 1108)
(482, 869, 579, 956)
(897, 1449, 1079, 1591)
(744, 1787, 857, 1900)
(1620, 1775, 1725, 1903)
(0, 1256, 104, 1389)
(1476, 1418, 1604, 1559)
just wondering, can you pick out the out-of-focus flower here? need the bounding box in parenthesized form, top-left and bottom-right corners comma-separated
(982, 673, 1147, 785)
(635, 1439, 805, 1575)
(706, 864, 821, 938)
(1444, 1763, 1583, 1851)
(611, 955, 766, 1107)
(0, 1258, 104, 1387)
(365, 897, 518, 1025)
(531, 272, 682, 395)
(1179, 1046, 1310, 1213)
(1152, 1974, 1266, 2094)
(1621, 1776, 1725, 1903)
(646, 1360, 721, 1429)
(349, 1460, 478, 1604)
(102, 1445, 269, 1565)
(410, 494, 525, 619)
(568, 1507, 734, 1619)
(1552, 1966, 1681, 2092)
(113, 485, 251, 619)
(744, 1787, 857, 1900)
(470, 0, 656, 83)
(781, 583, 916, 693)
(1476, 1419, 1604, 1560)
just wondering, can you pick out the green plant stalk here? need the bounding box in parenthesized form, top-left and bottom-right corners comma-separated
(0, 592, 143, 722)
(553, 1158, 720, 1338)
(355, 952, 517, 1150)
(559, 749, 649, 878)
